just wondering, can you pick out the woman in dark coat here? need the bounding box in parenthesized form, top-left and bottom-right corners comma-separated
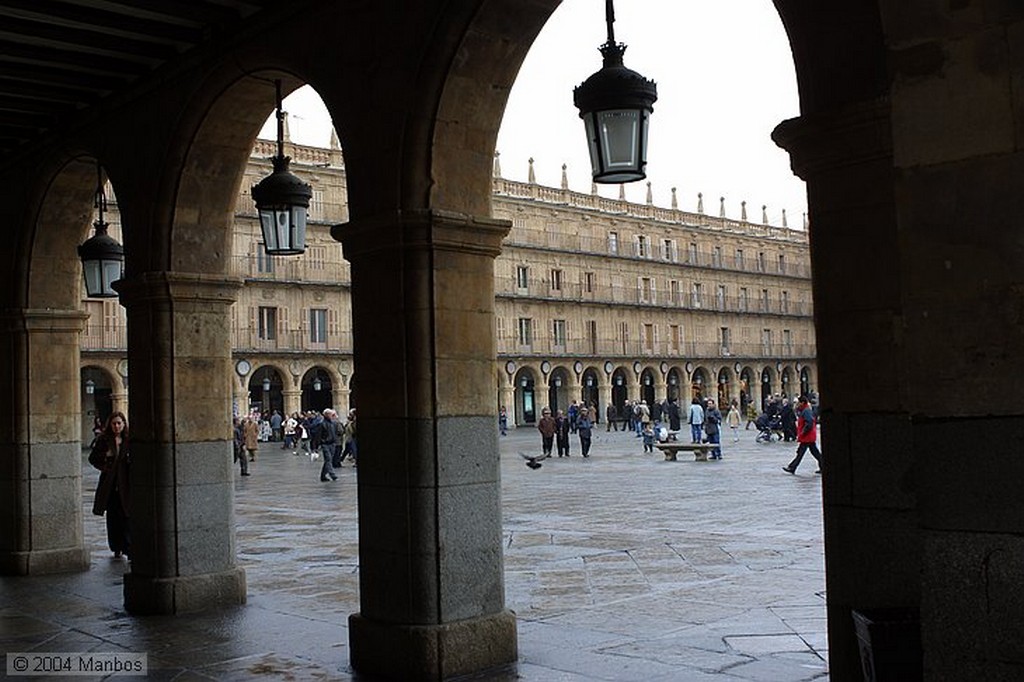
(89, 411, 131, 559)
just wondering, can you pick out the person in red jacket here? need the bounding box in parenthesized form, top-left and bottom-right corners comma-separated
(782, 395, 822, 474)
(537, 407, 556, 458)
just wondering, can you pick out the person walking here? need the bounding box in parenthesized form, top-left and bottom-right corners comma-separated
(687, 398, 705, 444)
(243, 416, 259, 462)
(232, 416, 250, 475)
(744, 401, 759, 430)
(555, 409, 571, 457)
(783, 395, 822, 474)
(726, 399, 742, 442)
(340, 409, 357, 466)
(498, 405, 508, 436)
(537, 407, 556, 458)
(577, 407, 593, 457)
(704, 399, 723, 459)
(605, 403, 618, 431)
(568, 401, 579, 434)
(88, 411, 131, 559)
(269, 409, 283, 442)
(318, 408, 340, 481)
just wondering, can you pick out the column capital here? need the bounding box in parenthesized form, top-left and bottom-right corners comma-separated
(0, 308, 89, 333)
(332, 209, 511, 261)
(771, 97, 892, 180)
(113, 271, 243, 307)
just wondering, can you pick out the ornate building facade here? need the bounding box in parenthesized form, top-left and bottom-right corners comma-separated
(79, 136, 815, 437)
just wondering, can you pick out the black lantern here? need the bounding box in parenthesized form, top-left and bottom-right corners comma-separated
(573, 0, 657, 184)
(313, 375, 322, 391)
(251, 80, 312, 255)
(78, 164, 124, 298)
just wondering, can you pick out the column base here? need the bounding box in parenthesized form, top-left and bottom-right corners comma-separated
(349, 609, 518, 681)
(124, 567, 246, 614)
(0, 547, 89, 575)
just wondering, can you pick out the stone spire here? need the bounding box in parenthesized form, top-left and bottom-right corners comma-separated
(762, 205, 768, 225)
(719, 197, 726, 218)
(619, 184, 626, 201)
(561, 164, 568, 190)
(671, 187, 678, 210)
(329, 128, 341, 150)
(646, 181, 653, 205)
(697, 192, 704, 214)
(493, 150, 502, 178)
(803, 212, 809, 230)
(281, 110, 291, 142)
(741, 200, 747, 221)
(528, 157, 535, 184)
(782, 209, 788, 228)
(591, 181, 598, 196)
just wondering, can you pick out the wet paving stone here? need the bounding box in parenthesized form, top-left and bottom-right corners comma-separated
(3, 427, 826, 680)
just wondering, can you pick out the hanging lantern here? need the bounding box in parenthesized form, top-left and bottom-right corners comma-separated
(573, 0, 657, 184)
(251, 80, 312, 255)
(78, 164, 124, 298)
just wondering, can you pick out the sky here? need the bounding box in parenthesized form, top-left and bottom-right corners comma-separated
(262, 0, 806, 226)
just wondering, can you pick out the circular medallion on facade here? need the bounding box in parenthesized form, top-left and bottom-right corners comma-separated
(505, 360, 516, 375)
(573, 360, 583, 375)
(604, 360, 614, 375)
(235, 359, 251, 376)
(116, 358, 129, 377)
(541, 360, 551, 375)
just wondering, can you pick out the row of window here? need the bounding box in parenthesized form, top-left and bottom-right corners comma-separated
(501, 317, 796, 352)
(514, 265, 800, 310)
(604, 231, 794, 273)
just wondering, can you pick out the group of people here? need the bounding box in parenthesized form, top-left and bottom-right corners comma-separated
(232, 408, 357, 481)
(536, 405, 594, 458)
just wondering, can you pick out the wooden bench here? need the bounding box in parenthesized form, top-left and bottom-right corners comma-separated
(656, 442, 717, 462)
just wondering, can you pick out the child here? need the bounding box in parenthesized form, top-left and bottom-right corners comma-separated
(642, 422, 655, 453)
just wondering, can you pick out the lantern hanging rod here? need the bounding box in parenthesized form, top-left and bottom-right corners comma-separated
(605, 0, 616, 46)
(274, 79, 285, 160)
(94, 161, 107, 229)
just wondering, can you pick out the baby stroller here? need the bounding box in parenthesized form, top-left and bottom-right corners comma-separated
(755, 413, 784, 443)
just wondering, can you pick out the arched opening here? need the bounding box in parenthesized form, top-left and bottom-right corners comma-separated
(581, 368, 599, 411)
(611, 368, 629, 414)
(515, 370, 537, 424)
(691, 367, 708, 400)
(548, 367, 570, 414)
(639, 368, 656, 406)
(302, 366, 333, 412)
(81, 366, 116, 444)
(249, 365, 284, 416)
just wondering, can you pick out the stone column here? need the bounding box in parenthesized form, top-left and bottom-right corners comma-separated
(334, 210, 517, 680)
(0, 308, 90, 575)
(498, 384, 514, 428)
(774, 98, 912, 679)
(110, 389, 129, 416)
(113, 272, 246, 614)
(282, 389, 300, 417)
(598, 381, 612, 427)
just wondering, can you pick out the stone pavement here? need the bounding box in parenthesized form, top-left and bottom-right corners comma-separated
(1, 425, 827, 681)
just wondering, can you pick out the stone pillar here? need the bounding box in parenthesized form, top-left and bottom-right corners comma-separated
(597, 381, 611, 426)
(282, 389, 300, 417)
(0, 308, 90, 575)
(774, 99, 914, 680)
(334, 210, 517, 680)
(110, 389, 129, 416)
(113, 272, 246, 614)
(232, 378, 248, 417)
(498, 384, 514, 427)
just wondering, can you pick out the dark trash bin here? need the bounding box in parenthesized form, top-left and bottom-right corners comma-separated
(851, 607, 922, 682)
